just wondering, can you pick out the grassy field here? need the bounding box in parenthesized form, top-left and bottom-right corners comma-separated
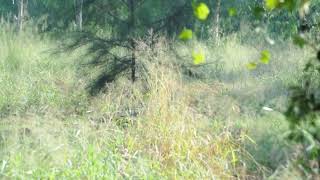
(0, 25, 310, 179)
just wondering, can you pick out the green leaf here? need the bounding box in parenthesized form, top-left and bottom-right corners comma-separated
(179, 28, 193, 41)
(246, 62, 257, 70)
(265, 0, 280, 10)
(282, 0, 296, 11)
(253, 7, 265, 18)
(194, 2, 210, 21)
(260, 50, 271, 64)
(228, 7, 237, 17)
(293, 35, 306, 48)
(192, 51, 205, 65)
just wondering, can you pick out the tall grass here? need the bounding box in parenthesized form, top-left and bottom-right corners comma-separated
(0, 27, 89, 118)
(0, 24, 311, 179)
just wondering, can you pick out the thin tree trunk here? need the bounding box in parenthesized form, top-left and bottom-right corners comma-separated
(75, 0, 83, 30)
(128, 0, 136, 82)
(17, 0, 24, 32)
(214, 0, 221, 42)
(24, 0, 28, 17)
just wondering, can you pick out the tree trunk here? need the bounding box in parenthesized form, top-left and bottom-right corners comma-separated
(214, 0, 221, 43)
(17, 0, 24, 32)
(24, 0, 29, 17)
(75, 0, 83, 31)
(128, 0, 136, 82)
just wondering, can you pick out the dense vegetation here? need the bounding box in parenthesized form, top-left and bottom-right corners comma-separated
(0, 0, 319, 179)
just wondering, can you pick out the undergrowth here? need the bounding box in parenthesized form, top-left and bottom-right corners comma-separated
(0, 25, 310, 179)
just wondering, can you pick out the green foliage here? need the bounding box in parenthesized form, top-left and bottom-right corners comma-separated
(246, 62, 257, 70)
(285, 59, 320, 174)
(264, 0, 320, 175)
(293, 35, 307, 48)
(264, 0, 311, 13)
(253, 7, 265, 18)
(179, 28, 193, 40)
(260, 50, 271, 64)
(246, 50, 271, 69)
(193, 2, 210, 21)
(265, 0, 280, 10)
(228, 7, 237, 17)
(178, 1, 210, 66)
(192, 51, 205, 65)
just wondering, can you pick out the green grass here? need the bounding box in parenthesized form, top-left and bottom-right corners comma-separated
(0, 26, 311, 179)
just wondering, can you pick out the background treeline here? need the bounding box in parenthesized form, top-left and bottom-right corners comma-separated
(1, 0, 320, 38)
